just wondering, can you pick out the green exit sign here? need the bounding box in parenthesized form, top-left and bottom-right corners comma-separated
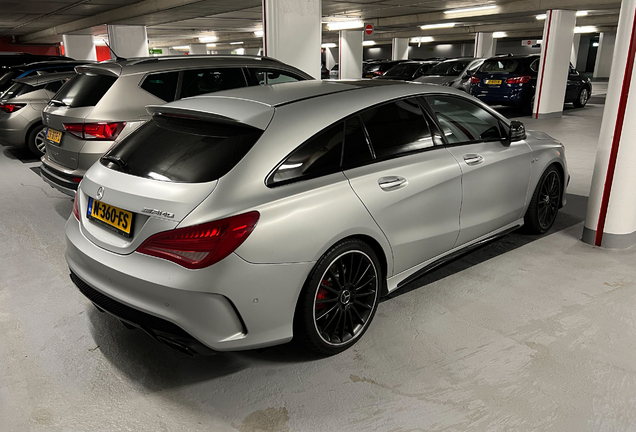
(149, 48, 163, 54)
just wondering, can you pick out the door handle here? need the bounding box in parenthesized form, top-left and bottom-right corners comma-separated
(378, 176, 407, 191)
(463, 154, 484, 166)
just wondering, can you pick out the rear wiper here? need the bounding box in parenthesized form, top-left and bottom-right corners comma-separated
(102, 155, 127, 168)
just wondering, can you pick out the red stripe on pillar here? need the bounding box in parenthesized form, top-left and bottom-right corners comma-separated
(262, 0, 267, 57)
(339, 32, 342, 79)
(535, 10, 552, 119)
(595, 10, 636, 246)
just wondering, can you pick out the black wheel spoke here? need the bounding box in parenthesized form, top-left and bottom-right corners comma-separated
(320, 282, 340, 295)
(327, 269, 343, 290)
(353, 300, 372, 310)
(328, 309, 342, 340)
(354, 264, 371, 286)
(356, 290, 376, 297)
(316, 298, 338, 305)
(316, 303, 339, 320)
(347, 309, 355, 336)
(351, 305, 365, 324)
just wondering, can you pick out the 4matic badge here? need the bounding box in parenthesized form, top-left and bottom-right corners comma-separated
(142, 208, 175, 219)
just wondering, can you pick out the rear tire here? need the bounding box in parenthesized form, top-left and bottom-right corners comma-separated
(293, 239, 382, 356)
(27, 125, 47, 157)
(573, 87, 589, 108)
(523, 166, 562, 234)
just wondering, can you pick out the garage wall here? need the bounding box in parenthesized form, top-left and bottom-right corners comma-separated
(495, 39, 541, 56)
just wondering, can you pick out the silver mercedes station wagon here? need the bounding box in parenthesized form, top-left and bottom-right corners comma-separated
(66, 80, 568, 356)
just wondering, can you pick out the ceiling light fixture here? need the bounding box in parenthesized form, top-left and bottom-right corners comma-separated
(206, 43, 216, 47)
(172, 46, 189, 50)
(230, 41, 244, 45)
(326, 20, 364, 31)
(444, 5, 496, 14)
(411, 36, 434, 43)
(198, 36, 217, 43)
(493, 32, 507, 38)
(536, 14, 547, 20)
(362, 40, 375, 46)
(254, 30, 264, 37)
(420, 22, 456, 30)
(574, 26, 597, 33)
(576, 10, 589, 17)
(321, 43, 337, 48)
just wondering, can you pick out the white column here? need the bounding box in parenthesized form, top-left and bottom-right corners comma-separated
(189, 43, 207, 54)
(263, 0, 321, 79)
(339, 30, 363, 79)
(474, 32, 495, 58)
(61, 34, 96, 61)
(392, 38, 409, 60)
(594, 32, 617, 78)
(571, 34, 581, 66)
(106, 25, 149, 58)
(583, 0, 636, 248)
(533, 10, 576, 119)
(325, 47, 337, 70)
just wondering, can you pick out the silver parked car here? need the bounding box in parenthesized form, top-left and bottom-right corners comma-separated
(66, 80, 568, 356)
(414, 57, 485, 92)
(40, 56, 313, 196)
(0, 72, 74, 156)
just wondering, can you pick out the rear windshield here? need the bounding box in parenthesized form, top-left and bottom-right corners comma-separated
(0, 82, 36, 99)
(425, 60, 471, 76)
(478, 59, 520, 73)
(51, 73, 116, 108)
(386, 63, 420, 76)
(101, 116, 262, 183)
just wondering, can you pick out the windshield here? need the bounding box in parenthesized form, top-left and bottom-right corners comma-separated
(479, 59, 521, 73)
(425, 60, 471, 76)
(386, 63, 421, 76)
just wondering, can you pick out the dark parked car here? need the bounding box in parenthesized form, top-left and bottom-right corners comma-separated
(0, 60, 88, 93)
(374, 60, 440, 81)
(470, 54, 592, 114)
(362, 60, 409, 78)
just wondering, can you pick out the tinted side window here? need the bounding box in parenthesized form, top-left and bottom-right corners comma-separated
(342, 116, 373, 168)
(180, 68, 247, 98)
(269, 122, 344, 185)
(44, 79, 68, 93)
(250, 69, 304, 85)
(140, 71, 179, 101)
(425, 95, 505, 144)
(360, 99, 435, 159)
(52, 73, 117, 107)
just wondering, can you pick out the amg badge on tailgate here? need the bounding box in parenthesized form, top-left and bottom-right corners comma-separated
(142, 208, 175, 219)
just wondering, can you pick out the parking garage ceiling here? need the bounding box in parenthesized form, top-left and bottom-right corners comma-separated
(2, 0, 622, 48)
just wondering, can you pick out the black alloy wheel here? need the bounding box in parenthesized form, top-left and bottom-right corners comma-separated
(573, 87, 589, 108)
(523, 166, 562, 234)
(294, 239, 381, 355)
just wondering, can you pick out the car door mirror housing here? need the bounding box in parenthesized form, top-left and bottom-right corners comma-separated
(509, 120, 526, 143)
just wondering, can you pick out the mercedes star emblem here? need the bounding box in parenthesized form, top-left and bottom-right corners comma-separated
(96, 187, 104, 201)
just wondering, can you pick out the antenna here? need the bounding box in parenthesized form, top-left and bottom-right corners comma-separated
(102, 39, 127, 61)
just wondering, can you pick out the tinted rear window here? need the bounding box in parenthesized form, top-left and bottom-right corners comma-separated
(426, 60, 471, 76)
(479, 59, 520, 73)
(386, 63, 420, 76)
(101, 117, 262, 183)
(52, 73, 116, 107)
(1, 82, 36, 99)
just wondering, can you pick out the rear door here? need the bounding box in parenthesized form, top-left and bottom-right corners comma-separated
(343, 98, 462, 276)
(423, 94, 532, 246)
(42, 72, 117, 169)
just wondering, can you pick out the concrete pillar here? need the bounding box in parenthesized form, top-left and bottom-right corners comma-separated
(392, 38, 409, 60)
(325, 47, 337, 70)
(583, 0, 636, 248)
(533, 10, 576, 119)
(106, 25, 148, 58)
(339, 30, 363, 79)
(61, 34, 96, 61)
(571, 33, 581, 66)
(262, 0, 321, 79)
(189, 43, 207, 55)
(594, 32, 617, 78)
(474, 33, 495, 58)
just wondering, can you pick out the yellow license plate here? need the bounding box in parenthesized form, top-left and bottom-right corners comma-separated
(485, 79, 502, 85)
(87, 197, 133, 237)
(46, 128, 62, 144)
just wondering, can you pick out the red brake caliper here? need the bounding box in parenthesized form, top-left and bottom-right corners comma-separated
(316, 279, 330, 309)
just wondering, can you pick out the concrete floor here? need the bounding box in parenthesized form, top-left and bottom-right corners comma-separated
(3, 84, 636, 432)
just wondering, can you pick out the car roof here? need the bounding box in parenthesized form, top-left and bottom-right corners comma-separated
(78, 55, 311, 77)
(15, 71, 76, 85)
(486, 54, 539, 60)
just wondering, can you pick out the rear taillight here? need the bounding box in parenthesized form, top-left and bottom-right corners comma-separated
(63, 122, 126, 140)
(72, 191, 80, 220)
(0, 103, 26, 113)
(470, 76, 480, 84)
(137, 211, 260, 269)
(373, 70, 384, 76)
(506, 76, 531, 84)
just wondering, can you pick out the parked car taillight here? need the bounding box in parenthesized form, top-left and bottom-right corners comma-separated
(470, 76, 480, 84)
(373, 70, 384, 76)
(506, 76, 531, 84)
(136, 211, 260, 269)
(0, 103, 26, 113)
(63, 122, 126, 140)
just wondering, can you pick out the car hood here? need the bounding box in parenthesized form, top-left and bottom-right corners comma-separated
(415, 75, 456, 84)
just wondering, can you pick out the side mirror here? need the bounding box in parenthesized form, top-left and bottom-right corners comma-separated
(509, 120, 526, 143)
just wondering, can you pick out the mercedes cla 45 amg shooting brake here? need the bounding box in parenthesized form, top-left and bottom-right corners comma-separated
(66, 80, 568, 356)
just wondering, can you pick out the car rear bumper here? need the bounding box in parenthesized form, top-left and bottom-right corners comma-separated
(65, 215, 314, 352)
(40, 159, 80, 196)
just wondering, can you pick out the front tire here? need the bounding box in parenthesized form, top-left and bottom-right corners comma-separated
(27, 125, 47, 157)
(294, 239, 382, 356)
(523, 166, 562, 234)
(573, 87, 589, 108)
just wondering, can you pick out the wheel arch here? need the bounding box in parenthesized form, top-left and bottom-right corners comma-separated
(346, 234, 390, 297)
(24, 120, 43, 144)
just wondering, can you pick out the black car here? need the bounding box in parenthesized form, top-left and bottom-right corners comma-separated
(373, 60, 440, 81)
(0, 54, 73, 69)
(470, 54, 592, 114)
(362, 60, 410, 78)
(0, 60, 90, 93)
